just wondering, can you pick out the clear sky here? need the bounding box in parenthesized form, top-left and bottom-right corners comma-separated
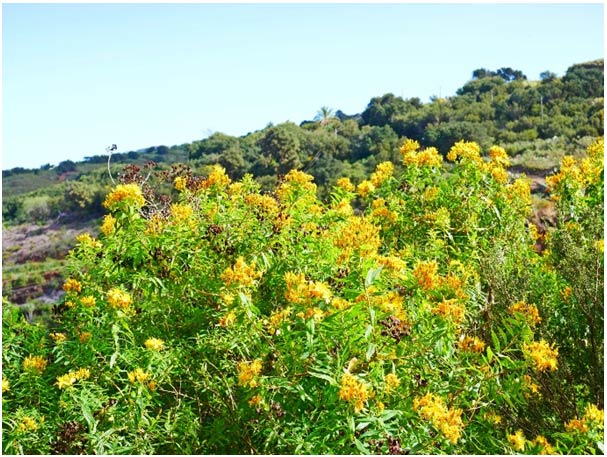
(2, 2, 604, 170)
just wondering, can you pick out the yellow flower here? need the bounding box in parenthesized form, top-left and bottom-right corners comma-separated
(221, 257, 262, 287)
(334, 216, 381, 261)
(508, 300, 541, 326)
(357, 180, 376, 198)
(459, 336, 485, 353)
(565, 418, 589, 433)
(63, 278, 82, 293)
(532, 435, 556, 455)
(447, 140, 481, 163)
(248, 395, 263, 406)
(17, 416, 38, 433)
(74, 368, 90, 381)
(595, 239, 604, 253)
(79, 332, 92, 343)
(522, 374, 540, 396)
(523, 340, 559, 372)
(507, 430, 526, 451)
(483, 412, 502, 425)
(307, 281, 332, 302)
(490, 166, 508, 184)
(268, 308, 292, 334)
(385, 373, 400, 393)
(174, 176, 188, 191)
(583, 404, 604, 426)
(100, 214, 116, 235)
(80, 295, 96, 308)
(489, 145, 511, 168)
(399, 138, 420, 155)
(402, 146, 443, 168)
(103, 183, 145, 210)
(50, 332, 68, 344)
(412, 260, 439, 291)
(414, 393, 463, 444)
(107, 288, 133, 310)
(370, 161, 394, 186)
(237, 360, 263, 388)
(128, 368, 151, 384)
(336, 177, 355, 192)
(2, 377, 10, 393)
(423, 186, 440, 201)
(432, 299, 465, 324)
(144, 338, 165, 351)
(202, 165, 231, 190)
(218, 310, 236, 327)
(56, 372, 78, 389)
(23, 355, 48, 374)
(339, 372, 370, 413)
(331, 297, 352, 311)
(170, 203, 194, 222)
(76, 233, 102, 249)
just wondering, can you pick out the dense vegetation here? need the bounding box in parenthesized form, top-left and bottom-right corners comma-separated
(2, 135, 603, 454)
(3, 59, 603, 224)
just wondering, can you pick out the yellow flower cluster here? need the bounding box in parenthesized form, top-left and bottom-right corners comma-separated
(458, 336, 485, 353)
(447, 140, 482, 164)
(531, 435, 556, 455)
(483, 411, 502, 425)
(268, 307, 292, 335)
(107, 288, 133, 310)
(523, 340, 558, 372)
(237, 359, 263, 388)
(339, 372, 370, 413)
(376, 255, 407, 274)
(276, 169, 317, 202)
(356, 180, 376, 198)
(331, 297, 352, 311)
(423, 186, 440, 201)
(144, 338, 165, 351)
(371, 198, 398, 223)
(218, 310, 236, 328)
(402, 146, 443, 168)
(203, 165, 231, 190)
(509, 300, 541, 326)
(336, 177, 355, 192)
(334, 216, 381, 261)
(384, 373, 400, 394)
(507, 429, 526, 451)
(23, 355, 48, 374)
(522, 374, 540, 396)
(412, 260, 439, 290)
(145, 214, 165, 235)
(566, 403, 605, 433)
(63, 278, 82, 293)
(170, 203, 194, 222)
(221, 257, 262, 287)
(101, 214, 116, 235)
(50, 332, 68, 344)
(372, 292, 406, 320)
(80, 295, 96, 308)
(506, 176, 532, 209)
(174, 176, 188, 191)
(3, 377, 10, 393)
(245, 193, 279, 216)
(248, 395, 263, 406)
(79, 332, 92, 343)
(489, 145, 511, 168)
(432, 299, 466, 324)
(103, 183, 145, 210)
(76, 232, 102, 249)
(17, 416, 39, 433)
(128, 368, 151, 384)
(414, 393, 464, 444)
(400, 138, 420, 155)
(56, 368, 90, 389)
(370, 161, 394, 187)
(284, 272, 332, 305)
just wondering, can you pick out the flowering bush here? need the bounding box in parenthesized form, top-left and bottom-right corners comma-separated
(2, 138, 603, 454)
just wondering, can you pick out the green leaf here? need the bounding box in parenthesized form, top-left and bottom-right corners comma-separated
(365, 343, 376, 361)
(308, 370, 336, 385)
(365, 266, 383, 288)
(354, 438, 370, 454)
(491, 330, 501, 352)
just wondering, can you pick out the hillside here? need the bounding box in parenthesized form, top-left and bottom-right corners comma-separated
(1, 59, 603, 318)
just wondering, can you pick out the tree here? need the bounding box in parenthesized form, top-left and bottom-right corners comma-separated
(257, 123, 303, 175)
(314, 106, 335, 126)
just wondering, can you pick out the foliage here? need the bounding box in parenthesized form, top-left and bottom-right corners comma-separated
(2, 136, 603, 454)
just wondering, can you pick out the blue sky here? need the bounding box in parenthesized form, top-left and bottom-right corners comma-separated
(2, 2, 604, 170)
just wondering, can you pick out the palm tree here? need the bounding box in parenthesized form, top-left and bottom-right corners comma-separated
(314, 106, 334, 126)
